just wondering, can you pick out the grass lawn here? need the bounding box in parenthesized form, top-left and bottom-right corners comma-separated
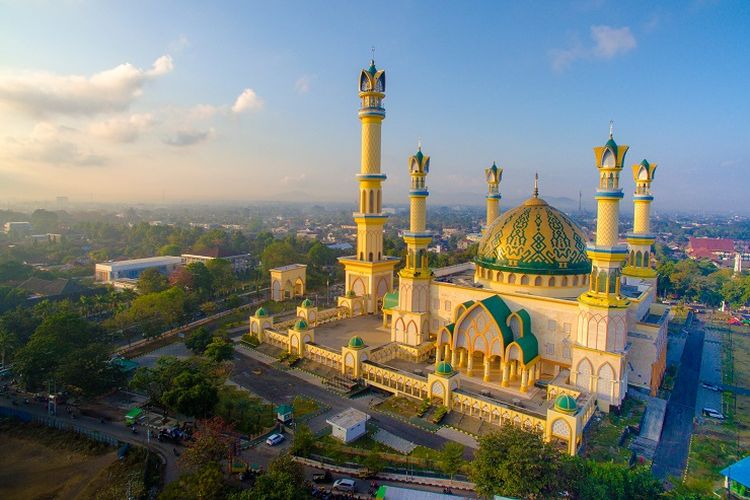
(375, 395, 421, 419)
(581, 397, 645, 464)
(686, 330, 750, 493)
(292, 395, 321, 418)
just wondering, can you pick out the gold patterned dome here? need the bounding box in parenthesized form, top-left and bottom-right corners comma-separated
(477, 195, 591, 276)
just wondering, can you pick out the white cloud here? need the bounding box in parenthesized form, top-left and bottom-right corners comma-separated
(550, 25, 636, 71)
(231, 88, 263, 113)
(168, 35, 191, 53)
(0, 55, 174, 116)
(163, 128, 214, 147)
(590, 26, 637, 59)
(295, 74, 315, 94)
(5, 122, 107, 166)
(89, 113, 155, 143)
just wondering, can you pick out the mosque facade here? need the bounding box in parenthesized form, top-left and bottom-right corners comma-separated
(249, 59, 669, 455)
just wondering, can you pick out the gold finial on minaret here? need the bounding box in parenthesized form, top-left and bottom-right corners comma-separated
(609, 120, 614, 139)
(533, 172, 539, 198)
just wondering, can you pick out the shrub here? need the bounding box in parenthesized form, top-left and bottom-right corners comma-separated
(417, 398, 431, 417)
(432, 405, 448, 424)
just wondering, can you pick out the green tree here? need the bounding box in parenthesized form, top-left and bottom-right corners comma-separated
(437, 441, 465, 479)
(186, 262, 214, 297)
(137, 268, 170, 294)
(261, 240, 302, 273)
(362, 449, 384, 477)
(577, 462, 662, 500)
(470, 425, 575, 499)
(115, 286, 186, 338)
(0, 326, 18, 366)
(179, 417, 233, 472)
(160, 462, 226, 500)
(214, 385, 274, 434)
(158, 243, 182, 256)
(206, 259, 235, 293)
(291, 423, 315, 457)
(30, 209, 59, 233)
(244, 455, 309, 500)
(185, 327, 213, 354)
(203, 337, 234, 362)
(162, 370, 219, 417)
(0, 259, 32, 282)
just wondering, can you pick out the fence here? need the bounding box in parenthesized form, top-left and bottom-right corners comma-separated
(0, 406, 120, 446)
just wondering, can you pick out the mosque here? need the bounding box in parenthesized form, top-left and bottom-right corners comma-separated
(251, 58, 669, 455)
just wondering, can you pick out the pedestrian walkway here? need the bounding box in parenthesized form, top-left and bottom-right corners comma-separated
(436, 427, 479, 449)
(373, 428, 417, 454)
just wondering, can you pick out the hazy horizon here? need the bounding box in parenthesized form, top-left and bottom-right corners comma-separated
(1, 1, 748, 213)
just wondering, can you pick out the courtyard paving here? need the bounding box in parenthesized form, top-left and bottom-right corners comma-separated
(312, 315, 391, 350)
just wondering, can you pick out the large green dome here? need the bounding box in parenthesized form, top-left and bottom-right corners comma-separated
(477, 196, 591, 276)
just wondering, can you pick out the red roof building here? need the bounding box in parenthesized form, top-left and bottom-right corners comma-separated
(686, 237, 735, 261)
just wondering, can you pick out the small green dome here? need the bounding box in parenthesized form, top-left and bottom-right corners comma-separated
(554, 394, 577, 414)
(348, 336, 365, 349)
(436, 361, 454, 375)
(301, 298, 312, 308)
(346, 290, 356, 298)
(293, 319, 308, 331)
(254, 307, 268, 318)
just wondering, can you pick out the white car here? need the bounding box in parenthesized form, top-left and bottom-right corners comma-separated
(702, 408, 725, 420)
(265, 433, 285, 446)
(332, 478, 357, 492)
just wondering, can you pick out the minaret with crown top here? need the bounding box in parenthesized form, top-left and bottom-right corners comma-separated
(338, 54, 398, 314)
(389, 146, 433, 347)
(484, 162, 503, 230)
(623, 159, 658, 283)
(570, 124, 630, 411)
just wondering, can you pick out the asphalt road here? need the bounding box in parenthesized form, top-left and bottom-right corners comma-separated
(231, 351, 466, 456)
(651, 321, 705, 481)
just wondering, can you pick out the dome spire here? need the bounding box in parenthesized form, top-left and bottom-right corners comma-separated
(533, 172, 539, 198)
(609, 119, 614, 139)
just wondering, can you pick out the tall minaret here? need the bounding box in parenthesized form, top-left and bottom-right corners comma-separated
(484, 162, 503, 230)
(338, 56, 398, 314)
(390, 146, 432, 346)
(623, 159, 658, 282)
(571, 125, 630, 411)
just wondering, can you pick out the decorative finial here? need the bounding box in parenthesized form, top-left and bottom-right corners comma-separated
(533, 172, 539, 197)
(417, 137, 422, 151)
(371, 46, 375, 65)
(609, 120, 614, 139)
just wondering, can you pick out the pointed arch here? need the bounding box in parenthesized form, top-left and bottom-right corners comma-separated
(597, 362, 615, 402)
(576, 357, 593, 390)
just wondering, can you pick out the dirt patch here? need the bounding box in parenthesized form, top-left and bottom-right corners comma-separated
(0, 434, 116, 499)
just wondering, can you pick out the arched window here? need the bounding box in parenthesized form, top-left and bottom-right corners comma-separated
(368, 190, 374, 213)
(361, 190, 366, 212)
(635, 251, 643, 267)
(520, 275, 529, 285)
(509, 315, 521, 340)
(597, 271, 607, 293)
(496, 271, 504, 282)
(368, 252, 373, 262)
(549, 277, 556, 287)
(377, 190, 382, 213)
(508, 273, 516, 284)
(644, 251, 650, 267)
(359, 252, 364, 260)
(561, 276, 568, 287)
(534, 276, 542, 286)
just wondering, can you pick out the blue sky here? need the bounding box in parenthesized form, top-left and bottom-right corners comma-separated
(0, 0, 748, 213)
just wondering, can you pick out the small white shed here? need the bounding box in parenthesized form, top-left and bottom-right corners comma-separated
(326, 407, 369, 444)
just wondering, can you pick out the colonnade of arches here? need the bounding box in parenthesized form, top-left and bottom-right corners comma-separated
(574, 357, 619, 403)
(476, 266, 588, 288)
(627, 249, 651, 268)
(360, 188, 382, 214)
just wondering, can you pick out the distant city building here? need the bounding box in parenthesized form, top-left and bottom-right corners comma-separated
(326, 242, 353, 251)
(16, 277, 83, 301)
(296, 229, 318, 240)
(95, 256, 182, 283)
(686, 237, 735, 262)
(3, 221, 32, 237)
(181, 247, 251, 273)
(29, 233, 63, 244)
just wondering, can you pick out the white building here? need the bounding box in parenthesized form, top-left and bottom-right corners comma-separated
(95, 256, 182, 283)
(326, 407, 368, 444)
(181, 247, 251, 273)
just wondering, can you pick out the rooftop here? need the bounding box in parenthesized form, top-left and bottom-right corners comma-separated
(269, 263, 307, 272)
(182, 246, 250, 258)
(96, 256, 181, 270)
(326, 407, 369, 428)
(313, 316, 389, 350)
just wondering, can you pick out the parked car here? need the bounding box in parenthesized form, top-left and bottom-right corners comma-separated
(265, 433, 285, 446)
(332, 478, 357, 492)
(702, 407, 725, 420)
(312, 471, 333, 483)
(701, 382, 721, 392)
